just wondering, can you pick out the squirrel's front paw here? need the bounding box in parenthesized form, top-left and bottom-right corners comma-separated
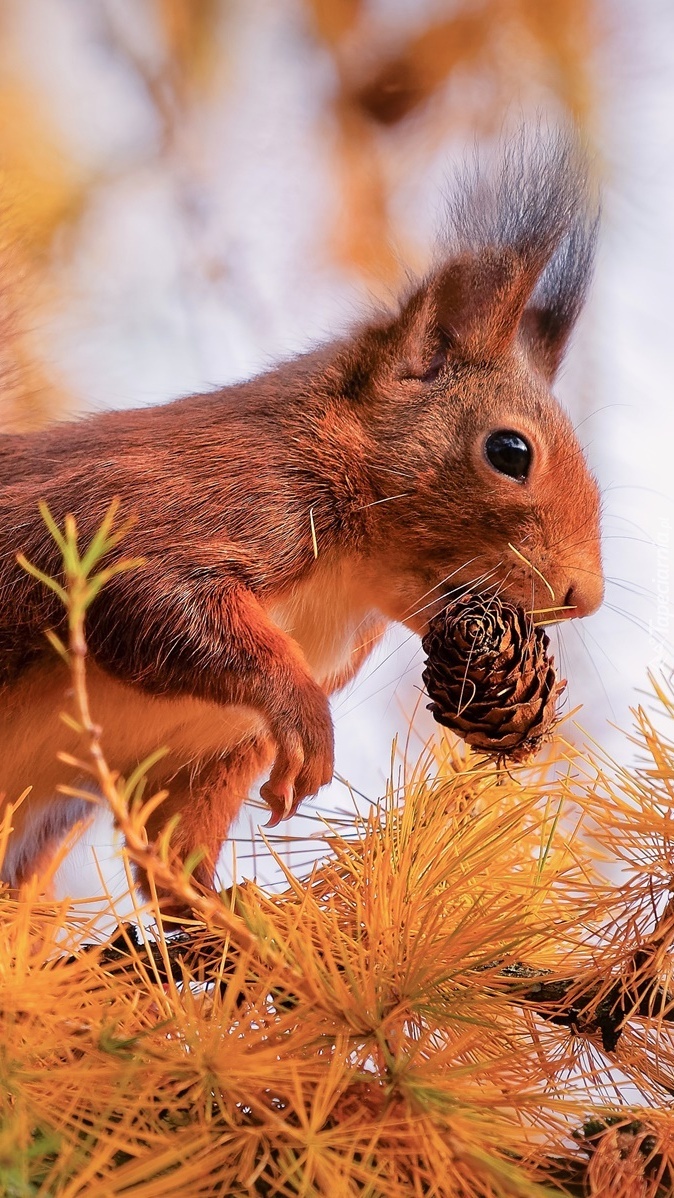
(261, 686, 334, 827)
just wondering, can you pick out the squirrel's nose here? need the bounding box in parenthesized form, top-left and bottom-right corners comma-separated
(560, 574, 604, 619)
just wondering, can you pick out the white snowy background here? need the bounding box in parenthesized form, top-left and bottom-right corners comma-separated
(1, 0, 672, 906)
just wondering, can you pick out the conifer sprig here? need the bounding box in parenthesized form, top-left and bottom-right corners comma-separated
(3, 505, 673, 1196)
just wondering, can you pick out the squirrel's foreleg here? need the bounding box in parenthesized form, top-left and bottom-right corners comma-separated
(86, 571, 335, 820)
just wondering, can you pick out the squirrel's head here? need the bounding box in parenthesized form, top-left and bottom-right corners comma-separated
(339, 134, 603, 633)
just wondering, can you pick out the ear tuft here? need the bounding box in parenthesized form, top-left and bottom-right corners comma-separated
(394, 128, 598, 376)
(521, 209, 599, 379)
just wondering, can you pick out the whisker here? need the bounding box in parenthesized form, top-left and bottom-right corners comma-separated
(604, 576, 658, 601)
(383, 641, 432, 719)
(604, 482, 674, 503)
(399, 555, 486, 619)
(336, 653, 423, 718)
(404, 564, 502, 625)
(508, 542, 556, 600)
(572, 403, 630, 433)
(544, 514, 604, 554)
(603, 601, 671, 648)
(332, 627, 421, 712)
(336, 563, 508, 713)
(340, 567, 501, 706)
(564, 621, 618, 721)
(574, 620, 623, 684)
(601, 534, 655, 547)
(601, 511, 655, 537)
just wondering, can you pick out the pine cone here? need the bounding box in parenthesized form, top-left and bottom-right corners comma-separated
(421, 594, 566, 762)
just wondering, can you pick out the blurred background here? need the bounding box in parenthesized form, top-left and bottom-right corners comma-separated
(0, 0, 671, 900)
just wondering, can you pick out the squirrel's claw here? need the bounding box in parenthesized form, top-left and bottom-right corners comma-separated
(261, 781, 297, 828)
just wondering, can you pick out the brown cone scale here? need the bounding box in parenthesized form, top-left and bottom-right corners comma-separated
(421, 594, 566, 763)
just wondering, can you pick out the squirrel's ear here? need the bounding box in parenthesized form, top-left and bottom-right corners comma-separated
(373, 133, 598, 385)
(398, 248, 540, 377)
(520, 218, 598, 380)
(519, 304, 572, 380)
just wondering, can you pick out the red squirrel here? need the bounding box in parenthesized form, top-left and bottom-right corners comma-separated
(0, 137, 603, 893)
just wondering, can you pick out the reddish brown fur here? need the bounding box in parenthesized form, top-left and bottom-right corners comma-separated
(0, 138, 604, 897)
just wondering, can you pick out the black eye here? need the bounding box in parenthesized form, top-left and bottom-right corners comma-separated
(484, 430, 531, 482)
